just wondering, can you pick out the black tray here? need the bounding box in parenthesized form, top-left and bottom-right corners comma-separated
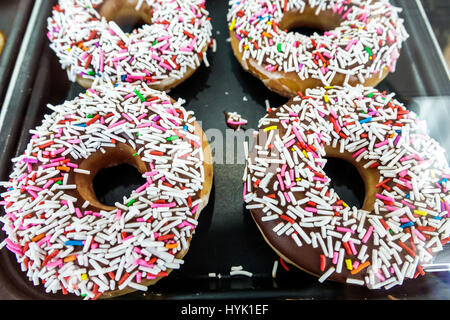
(0, 0, 34, 107)
(0, 0, 450, 300)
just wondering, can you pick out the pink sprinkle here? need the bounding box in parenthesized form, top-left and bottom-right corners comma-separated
(27, 189, 38, 199)
(385, 205, 399, 212)
(122, 112, 134, 123)
(37, 235, 51, 247)
(135, 182, 149, 194)
(151, 202, 176, 208)
(332, 251, 339, 264)
(108, 119, 126, 129)
(47, 259, 63, 269)
(227, 120, 247, 126)
(99, 50, 104, 73)
(283, 192, 291, 203)
(159, 62, 173, 70)
(376, 193, 394, 203)
(6, 238, 21, 251)
(112, 55, 127, 62)
(352, 147, 366, 158)
(348, 240, 358, 255)
(6, 245, 23, 257)
(280, 164, 287, 177)
(277, 174, 285, 191)
(375, 271, 385, 282)
(362, 226, 374, 243)
(401, 200, 415, 209)
(413, 229, 426, 241)
(342, 7, 353, 20)
(43, 180, 53, 189)
(375, 139, 389, 148)
(312, 176, 328, 183)
(336, 227, 355, 234)
(136, 272, 142, 284)
(345, 38, 358, 51)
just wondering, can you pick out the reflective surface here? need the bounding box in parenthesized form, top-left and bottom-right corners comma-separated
(0, 0, 449, 300)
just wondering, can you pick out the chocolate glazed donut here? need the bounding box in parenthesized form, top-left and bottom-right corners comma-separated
(243, 86, 450, 289)
(47, 0, 213, 91)
(0, 80, 213, 299)
(228, 0, 409, 97)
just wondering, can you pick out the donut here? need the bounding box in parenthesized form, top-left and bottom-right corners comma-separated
(0, 31, 5, 56)
(47, 0, 213, 90)
(0, 80, 213, 299)
(243, 85, 450, 289)
(227, 0, 409, 97)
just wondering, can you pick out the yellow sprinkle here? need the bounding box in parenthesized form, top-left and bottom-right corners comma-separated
(345, 259, 353, 270)
(324, 95, 329, 103)
(324, 86, 334, 89)
(81, 273, 88, 280)
(229, 19, 236, 31)
(267, 21, 272, 25)
(342, 201, 349, 208)
(302, 150, 308, 159)
(263, 126, 278, 132)
(296, 178, 302, 182)
(244, 45, 249, 50)
(358, 27, 363, 31)
(414, 210, 427, 216)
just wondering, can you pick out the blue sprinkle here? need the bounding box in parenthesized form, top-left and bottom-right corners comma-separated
(433, 216, 443, 220)
(183, 125, 188, 131)
(121, 75, 126, 81)
(359, 117, 372, 124)
(74, 123, 86, 127)
(406, 194, 410, 199)
(65, 240, 84, 246)
(400, 221, 414, 229)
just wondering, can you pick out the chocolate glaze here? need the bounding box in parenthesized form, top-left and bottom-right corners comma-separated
(244, 88, 449, 287)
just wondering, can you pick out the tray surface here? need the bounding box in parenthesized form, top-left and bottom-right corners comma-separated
(0, 0, 450, 300)
(0, 0, 34, 107)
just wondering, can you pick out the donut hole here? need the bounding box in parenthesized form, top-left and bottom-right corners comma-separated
(74, 143, 148, 211)
(93, 163, 147, 207)
(323, 157, 365, 209)
(97, 0, 152, 33)
(279, 8, 342, 37)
